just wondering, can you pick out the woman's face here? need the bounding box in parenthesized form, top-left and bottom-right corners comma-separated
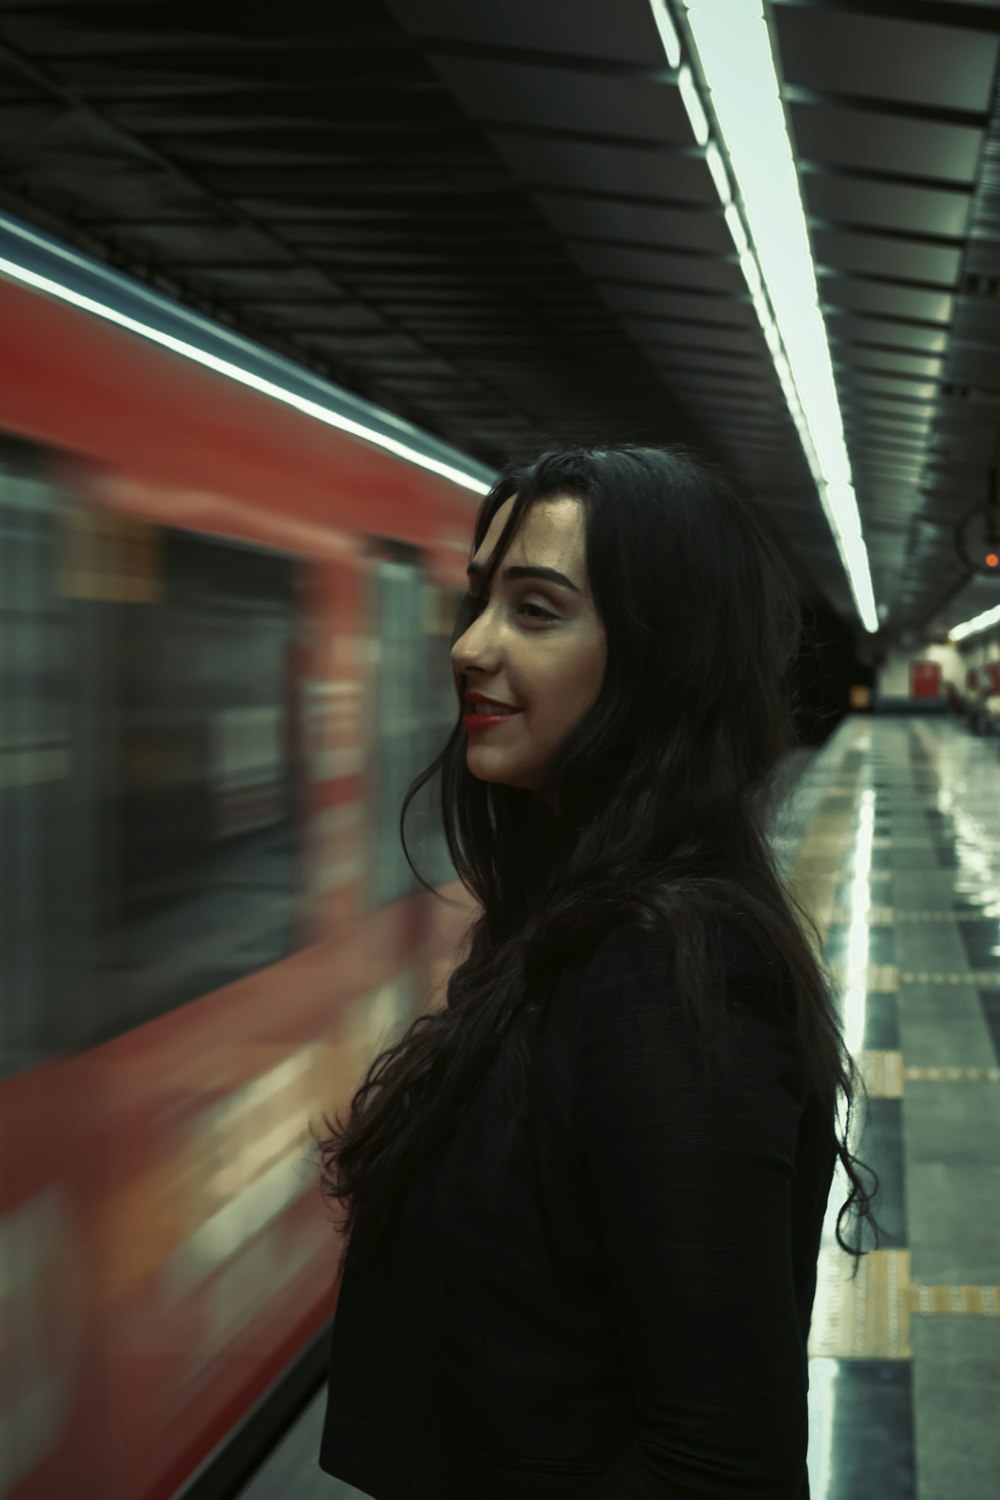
(451, 495, 607, 791)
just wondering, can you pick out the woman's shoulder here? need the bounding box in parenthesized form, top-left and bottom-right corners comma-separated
(541, 902, 802, 1103)
(566, 901, 788, 993)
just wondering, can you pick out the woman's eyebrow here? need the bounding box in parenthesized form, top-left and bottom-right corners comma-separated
(466, 561, 581, 594)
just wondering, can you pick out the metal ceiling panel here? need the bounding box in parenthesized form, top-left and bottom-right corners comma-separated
(535, 194, 732, 253)
(599, 283, 759, 325)
(572, 242, 746, 293)
(387, 0, 665, 65)
(430, 56, 691, 143)
(829, 313, 950, 353)
(803, 173, 973, 238)
(774, 6, 998, 112)
(625, 320, 764, 354)
(820, 275, 954, 322)
(788, 101, 984, 181)
(811, 228, 962, 285)
(839, 349, 945, 378)
(493, 137, 716, 201)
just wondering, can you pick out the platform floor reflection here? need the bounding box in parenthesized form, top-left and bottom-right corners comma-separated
(792, 716, 1000, 1500)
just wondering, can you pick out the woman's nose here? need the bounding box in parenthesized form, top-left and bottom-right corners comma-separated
(451, 610, 499, 673)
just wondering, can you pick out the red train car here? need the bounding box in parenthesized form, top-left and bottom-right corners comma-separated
(0, 212, 485, 1500)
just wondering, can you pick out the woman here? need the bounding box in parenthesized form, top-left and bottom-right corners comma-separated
(317, 446, 877, 1499)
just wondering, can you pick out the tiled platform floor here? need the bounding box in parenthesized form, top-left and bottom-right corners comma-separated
(245, 715, 1000, 1499)
(787, 716, 1000, 1500)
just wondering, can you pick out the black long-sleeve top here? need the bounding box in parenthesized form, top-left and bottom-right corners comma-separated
(320, 917, 838, 1499)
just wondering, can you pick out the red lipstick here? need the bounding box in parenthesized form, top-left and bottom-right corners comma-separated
(464, 691, 522, 731)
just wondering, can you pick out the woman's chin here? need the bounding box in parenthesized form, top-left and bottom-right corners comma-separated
(465, 750, 538, 791)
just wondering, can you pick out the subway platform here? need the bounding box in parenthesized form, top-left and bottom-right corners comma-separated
(786, 714, 1000, 1500)
(241, 714, 1000, 1500)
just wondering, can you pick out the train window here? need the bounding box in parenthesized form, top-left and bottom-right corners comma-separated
(366, 545, 424, 908)
(109, 527, 304, 1033)
(0, 443, 104, 1078)
(365, 548, 461, 908)
(0, 437, 306, 1076)
(408, 581, 462, 890)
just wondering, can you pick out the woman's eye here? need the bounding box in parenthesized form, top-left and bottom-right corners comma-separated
(459, 592, 555, 623)
(518, 601, 556, 621)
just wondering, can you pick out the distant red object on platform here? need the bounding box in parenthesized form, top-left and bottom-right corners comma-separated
(911, 660, 942, 698)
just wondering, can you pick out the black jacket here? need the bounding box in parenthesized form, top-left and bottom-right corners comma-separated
(320, 918, 838, 1499)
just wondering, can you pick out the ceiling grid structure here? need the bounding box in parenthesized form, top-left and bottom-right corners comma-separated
(0, 0, 998, 640)
(769, 0, 1000, 639)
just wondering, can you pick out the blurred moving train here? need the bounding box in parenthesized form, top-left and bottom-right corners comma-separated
(0, 212, 487, 1500)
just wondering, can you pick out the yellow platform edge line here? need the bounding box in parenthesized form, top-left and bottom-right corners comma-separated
(809, 1249, 1000, 1360)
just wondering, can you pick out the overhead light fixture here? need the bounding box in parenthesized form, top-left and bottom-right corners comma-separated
(658, 0, 879, 633)
(949, 602, 1000, 642)
(738, 248, 764, 301)
(723, 204, 748, 256)
(677, 65, 710, 145)
(704, 143, 732, 204)
(649, 0, 682, 66)
(0, 229, 492, 498)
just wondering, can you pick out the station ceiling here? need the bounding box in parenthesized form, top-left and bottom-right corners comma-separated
(0, 0, 998, 642)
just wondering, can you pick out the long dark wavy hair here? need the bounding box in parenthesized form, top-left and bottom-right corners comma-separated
(317, 445, 879, 1266)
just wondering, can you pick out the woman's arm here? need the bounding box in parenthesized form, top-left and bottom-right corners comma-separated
(572, 923, 809, 1499)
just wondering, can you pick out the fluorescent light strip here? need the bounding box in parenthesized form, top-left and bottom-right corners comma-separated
(950, 601, 1000, 642)
(738, 247, 764, 301)
(674, 0, 878, 633)
(0, 254, 492, 496)
(649, 0, 683, 66)
(704, 143, 732, 204)
(723, 204, 749, 257)
(677, 65, 710, 145)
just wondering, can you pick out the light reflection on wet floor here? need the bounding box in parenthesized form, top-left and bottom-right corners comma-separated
(798, 717, 1000, 1500)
